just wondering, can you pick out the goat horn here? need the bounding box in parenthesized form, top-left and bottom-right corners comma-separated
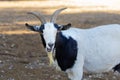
(50, 8, 67, 23)
(27, 12, 46, 24)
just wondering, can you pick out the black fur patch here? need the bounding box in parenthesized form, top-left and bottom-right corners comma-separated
(40, 34, 46, 48)
(55, 32, 78, 71)
(40, 24, 44, 33)
(54, 23, 71, 31)
(61, 23, 71, 30)
(54, 24, 60, 30)
(113, 63, 120, 73)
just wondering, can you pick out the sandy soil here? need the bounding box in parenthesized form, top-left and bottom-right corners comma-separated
(0, 1, 120, 80)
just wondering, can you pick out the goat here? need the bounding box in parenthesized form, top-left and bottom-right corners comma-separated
(25, 8, 120, 80)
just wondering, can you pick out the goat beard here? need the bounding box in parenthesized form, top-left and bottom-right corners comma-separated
(47, 52, 54, 66)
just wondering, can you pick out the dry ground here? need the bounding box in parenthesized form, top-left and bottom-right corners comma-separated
(0, 1, 120, 80)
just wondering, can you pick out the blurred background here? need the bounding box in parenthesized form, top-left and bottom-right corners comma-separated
(0, 0, 120, 80)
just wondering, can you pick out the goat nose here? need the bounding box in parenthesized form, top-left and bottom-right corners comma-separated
(48, 43, 54, 48)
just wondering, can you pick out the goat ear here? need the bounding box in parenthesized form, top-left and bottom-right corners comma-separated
(60, 23, 71, 30)
(25, 23, 42, 32)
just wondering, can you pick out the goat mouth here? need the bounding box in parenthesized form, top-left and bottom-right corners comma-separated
(46, 47, 55, 66)
(47, 48, 52, 52)
(46, 46, 55, 53)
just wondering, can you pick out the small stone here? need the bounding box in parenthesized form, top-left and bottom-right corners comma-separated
(11, 44, 15, 48)
(88, 75, 92, 78)
(0, 60, 2, 63)
(5, 50, 9, 54)
(8, 65, 14, 70)
(7, 77, 15, 80)
(113, 76, 116, 79)
(0, 75, 4, 78)
(3, 43, 6, 47)
(1, 70, 5, 73)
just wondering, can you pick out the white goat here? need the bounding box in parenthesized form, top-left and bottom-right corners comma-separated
(25, 8, 120, 80)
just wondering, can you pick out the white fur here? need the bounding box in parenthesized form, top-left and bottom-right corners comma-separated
(60, 24, 120, 80)
(43, 23, 58, 51)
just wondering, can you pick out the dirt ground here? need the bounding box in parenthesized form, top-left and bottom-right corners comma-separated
(0, 1, 120, 80)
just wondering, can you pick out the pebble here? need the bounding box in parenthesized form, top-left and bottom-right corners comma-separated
(3, 43, 6, 47)
(1, 70, 5, 73)
(0, 75, 4, 78)
(8, 65, 14, 70)
(7, 77, 15, 80)
(5, 50, 9, 54)
(88, 75, 92, 78)
(11, 44, 15, 48)
(0, 60, 2, 63)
